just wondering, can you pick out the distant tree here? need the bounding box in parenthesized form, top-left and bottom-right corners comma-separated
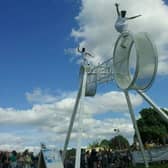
(137, 108, 168, 145)
(110, 135, 130, 150)
(66, 148, 76, 159)
(100, 139, 110, 149)
(88, 139, 100, 148)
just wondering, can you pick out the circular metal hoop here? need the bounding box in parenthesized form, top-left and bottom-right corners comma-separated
(113, 32, 158, 91)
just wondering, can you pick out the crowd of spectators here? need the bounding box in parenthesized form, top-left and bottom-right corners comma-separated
(64, 149, 132, 168)
(0, 150, 38, 168)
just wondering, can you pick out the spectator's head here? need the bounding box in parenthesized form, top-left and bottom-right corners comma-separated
(12, 150, 17, 156)
(91, 149, 97, 156)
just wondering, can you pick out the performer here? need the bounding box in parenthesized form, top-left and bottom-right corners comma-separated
(114, 3, 141, 33)
(78, 47, 94, 65)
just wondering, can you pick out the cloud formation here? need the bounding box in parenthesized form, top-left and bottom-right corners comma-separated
(26, 88, 59, 104)
(71, 0, 168, 74)
(0, 89, 143, 151)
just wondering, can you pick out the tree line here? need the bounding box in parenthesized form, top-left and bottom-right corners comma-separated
(88, 108, 168, 150)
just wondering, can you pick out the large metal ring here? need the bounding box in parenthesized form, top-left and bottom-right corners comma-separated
(113, 32, 158, 91)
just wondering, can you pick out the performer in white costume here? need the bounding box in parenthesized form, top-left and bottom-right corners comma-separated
(115, 3, 141, 33)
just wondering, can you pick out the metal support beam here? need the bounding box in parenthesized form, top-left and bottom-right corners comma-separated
(124, 91, 149, 168)
(75, 67, 87, 168)
(137, 90, 168, 124)
(62, 72, 84, 161)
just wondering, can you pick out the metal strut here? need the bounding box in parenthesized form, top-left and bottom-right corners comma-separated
(124, 90, 149, 168)
(137, 90, 168, 123)
(62, 48, 88, 163)
(62, 79, 83, 161)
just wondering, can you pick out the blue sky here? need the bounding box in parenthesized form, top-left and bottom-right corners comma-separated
(0, 0, 167, 152)
(0, 0, 80, 109)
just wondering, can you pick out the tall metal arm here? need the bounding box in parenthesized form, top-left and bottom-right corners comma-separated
(62, 75, 83, 161)
(62, 51, 114, 161)
(62, 66, 87, 161)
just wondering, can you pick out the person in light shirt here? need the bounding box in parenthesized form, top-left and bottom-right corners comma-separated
(114, 3, 141, 33)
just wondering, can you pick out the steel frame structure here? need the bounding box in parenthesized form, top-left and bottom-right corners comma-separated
(62, 32, 168, 168)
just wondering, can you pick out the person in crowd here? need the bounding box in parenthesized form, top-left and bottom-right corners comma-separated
(0, 152, 3, 168)
(1, 152, 10, 168)
(24, 152, 32, 168)
(84, 151, 90, 168)
(102, 150, 108, 168)
(97, 150, 103, 168)
(89, 149, 98, 168)
(17, 153, 25, 168)
(10, 151, 17, 168)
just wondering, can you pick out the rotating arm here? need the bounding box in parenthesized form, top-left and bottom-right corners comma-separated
(62, 71, 84, 161)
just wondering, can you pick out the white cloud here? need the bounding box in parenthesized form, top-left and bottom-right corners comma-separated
(71, 0, 168, 75)
(0, 91, 142, 125)
(26, 88, 59, 104)
(82, 118, 134, 142)
(158, 61, 168, 75)
(0, 89, 142, 150)
(26, 88, 77, 105)
(0, 133, 24, 145)
(0, 133, 26, 152)
(85, 91, 142, 114)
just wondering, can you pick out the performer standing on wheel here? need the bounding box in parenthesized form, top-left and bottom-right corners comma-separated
(114, 3, 141, 33)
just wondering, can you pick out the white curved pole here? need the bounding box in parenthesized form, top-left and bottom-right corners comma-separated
(137, 90, 168, 123)
(124, 91, 149, 168)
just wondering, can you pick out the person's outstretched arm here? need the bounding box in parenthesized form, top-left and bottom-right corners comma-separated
(115, 3, 120, 16)
(127, 14, 142, 20)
